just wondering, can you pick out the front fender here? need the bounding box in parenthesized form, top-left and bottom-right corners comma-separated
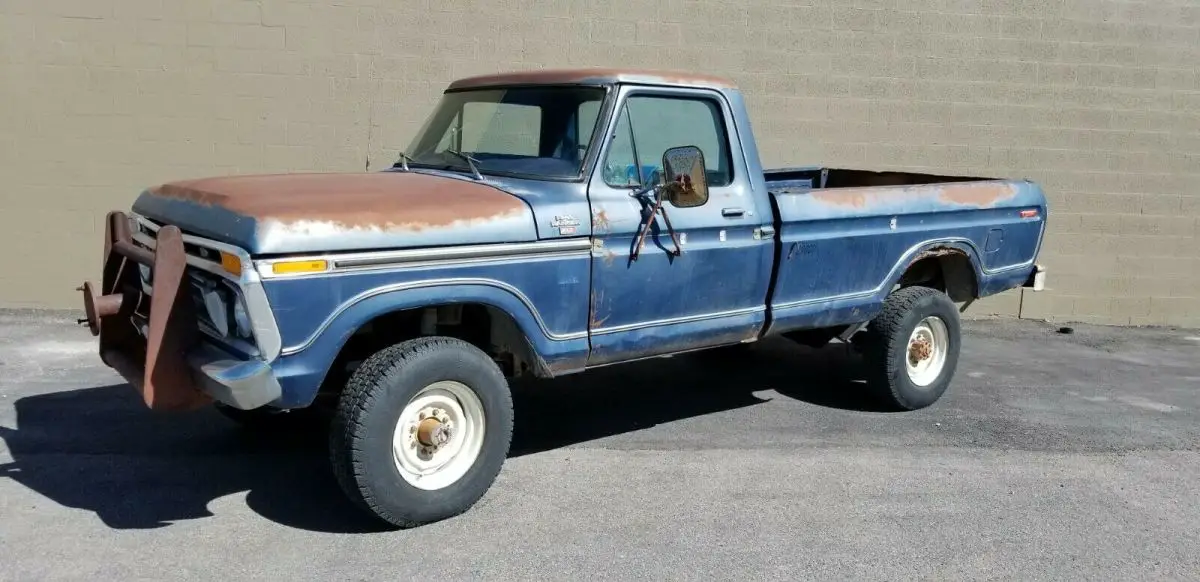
(267, 280, 588, 408)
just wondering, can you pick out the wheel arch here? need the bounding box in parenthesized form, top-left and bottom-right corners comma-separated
(277, 282, 562, 408)
(890, 241, 984, 303)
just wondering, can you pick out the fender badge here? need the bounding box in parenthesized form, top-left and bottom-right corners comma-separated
(551, 215, 580, 227)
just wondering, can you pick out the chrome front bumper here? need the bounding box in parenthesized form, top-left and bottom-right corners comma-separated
(188, 343, 282, 410)
(78, 210, 280, 411)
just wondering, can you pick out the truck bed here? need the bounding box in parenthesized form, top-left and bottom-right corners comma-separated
(759, 166, 1048, 334)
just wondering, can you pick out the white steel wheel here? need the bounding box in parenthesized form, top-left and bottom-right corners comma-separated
(861, 286, 961, 411)
(905, 315, 949, 387)
(391, 380, 486, 491)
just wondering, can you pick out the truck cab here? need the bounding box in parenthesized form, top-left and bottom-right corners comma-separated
(78, 68, 1047, 529)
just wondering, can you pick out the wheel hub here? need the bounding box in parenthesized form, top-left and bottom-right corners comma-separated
(905, 316, 950, 388)
(909, 335, 933, 363)
(392, 382, 486, 491)
(416, 416, 451, 447)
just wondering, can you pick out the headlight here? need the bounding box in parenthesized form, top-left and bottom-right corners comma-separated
(232, 297, 252, 339)
(201, 287, 229, 337)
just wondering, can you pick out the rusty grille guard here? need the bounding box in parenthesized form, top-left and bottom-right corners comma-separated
(78, 210, 283, 412)
(78, 210, 211, 410)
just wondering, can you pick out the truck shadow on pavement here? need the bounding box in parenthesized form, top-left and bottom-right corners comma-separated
(0, 338, 882, 534)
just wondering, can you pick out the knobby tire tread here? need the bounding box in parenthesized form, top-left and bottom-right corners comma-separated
(862, 286, 947, 410)
(329, 336, 512, 528)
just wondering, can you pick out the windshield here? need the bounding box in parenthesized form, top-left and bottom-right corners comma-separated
(404, 86, 608, 180)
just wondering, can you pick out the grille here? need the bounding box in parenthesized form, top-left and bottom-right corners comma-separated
(129, 215, 259, 356)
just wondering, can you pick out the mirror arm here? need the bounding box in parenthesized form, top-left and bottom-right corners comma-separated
(630, 189, 682, 262)
(628, 182, 657, 199)
(630, 197, 659, 262)
(631, 141, 711, 261)
(628, 184, 655, 261)
(659, 203, 682, 256)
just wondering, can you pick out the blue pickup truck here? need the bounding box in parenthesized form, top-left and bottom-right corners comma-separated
(77, 68, 1047, 528)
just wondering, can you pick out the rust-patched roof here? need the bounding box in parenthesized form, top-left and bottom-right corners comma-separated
(446, 68, 737, 91)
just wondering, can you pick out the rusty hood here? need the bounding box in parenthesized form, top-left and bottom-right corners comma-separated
(130, 171, 538, 255)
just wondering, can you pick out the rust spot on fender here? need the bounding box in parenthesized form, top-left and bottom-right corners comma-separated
(150, 172, 527, 231)
(909, 245, 967, 266)
(809, 188, 876, 208)
(448, 68, 737, 91)
(592, 208, 611, 234)
(808, 181, 1017, 210)
(589, 288, 610, 328)
(936, 182, 1018, 208)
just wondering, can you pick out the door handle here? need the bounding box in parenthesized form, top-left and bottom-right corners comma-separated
(721, 207, 745, 217)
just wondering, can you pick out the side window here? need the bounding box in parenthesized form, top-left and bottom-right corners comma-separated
(602, 107, 641, 187)
(601, 93, 733, 193)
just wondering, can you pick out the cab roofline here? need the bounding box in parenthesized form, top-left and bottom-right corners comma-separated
(445, 68, 738, 91)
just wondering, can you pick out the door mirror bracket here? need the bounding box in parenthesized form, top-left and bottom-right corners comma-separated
(629, 145, 708, 261)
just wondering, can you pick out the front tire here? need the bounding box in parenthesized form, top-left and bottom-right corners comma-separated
(329, 336, 514, 529)
(860, 286, 961, 411)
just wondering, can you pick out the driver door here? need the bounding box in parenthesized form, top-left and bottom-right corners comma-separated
(585, 86, 774, 366)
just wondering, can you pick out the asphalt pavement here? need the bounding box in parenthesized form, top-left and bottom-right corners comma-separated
(1, 310, 1197, 581)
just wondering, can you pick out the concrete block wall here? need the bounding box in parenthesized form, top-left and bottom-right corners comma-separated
(1, 0, 1198, 326)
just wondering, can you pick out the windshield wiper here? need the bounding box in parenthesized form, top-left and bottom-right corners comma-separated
(444, 149, 483, 181)
(392, 152, 415, 171)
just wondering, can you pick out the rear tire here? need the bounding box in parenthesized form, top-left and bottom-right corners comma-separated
(860, 286, 961, 411)
(329, 336, 513, 529)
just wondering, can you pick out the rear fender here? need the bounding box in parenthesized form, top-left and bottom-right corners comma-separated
(883, 239, 986, 301)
